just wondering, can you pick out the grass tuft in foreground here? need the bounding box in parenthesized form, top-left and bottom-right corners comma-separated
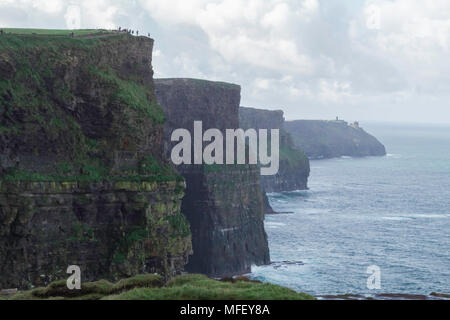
(5, 274, 314, 300)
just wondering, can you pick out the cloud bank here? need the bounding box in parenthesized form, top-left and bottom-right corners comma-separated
(1, 0, 449, 123)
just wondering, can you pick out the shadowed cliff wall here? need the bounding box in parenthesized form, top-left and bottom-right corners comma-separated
(155, 78, 270, 277)
(239, 107, 310, 193)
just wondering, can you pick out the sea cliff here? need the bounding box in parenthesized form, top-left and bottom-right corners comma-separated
(155, 79, 270, 277)
(239, 107, 310, 193)
(284, 120, 386, 159)
(0, 33, 192, 288)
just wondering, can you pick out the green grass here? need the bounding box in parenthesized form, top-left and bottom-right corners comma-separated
(90, 66, 165, 124)
(5, 274, 314, 300)
(0, 160, 182, 183)
(106, 274, 314, 300)
(33, 279, 114, 298)
(1, 28, 110, 36)
(113, 274, 164, 292)
(0, 28, 170, 183)
(279, 143, 309, 169)
(167, 213, 191, 238)
(0, 31, 125, 51)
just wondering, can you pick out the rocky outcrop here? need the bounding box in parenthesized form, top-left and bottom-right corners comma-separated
(262, 191, 276, 214)
(0, 34, 192, 288)
(0, 180, 190, 289)
(284, 120, 386, 159)
(155, 79, 270, 277)
(239, 107, 310, 193)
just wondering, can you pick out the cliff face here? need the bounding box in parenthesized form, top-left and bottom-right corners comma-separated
(0, 34, 164, 173)
(0, 180, 190, 289)
(239, 107, 310, 193)
(0, 34, 192, 288)
(284, 120, 386, 159)
(155, 79, 270, 277)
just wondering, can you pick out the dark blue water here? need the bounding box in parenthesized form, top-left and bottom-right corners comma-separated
(249, 122, 450, 296)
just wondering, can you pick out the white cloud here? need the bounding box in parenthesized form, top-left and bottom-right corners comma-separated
(0, 0, 64, 14)
(79, 0, 120, 29)
(351, 0, 450, 94)
(140, 0, 316, 75)
(131, 0, 450, 122)
(1, 0, 450, 122)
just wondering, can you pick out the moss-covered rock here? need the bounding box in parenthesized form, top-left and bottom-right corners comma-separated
(0, 180, 191, 289)
(6, 273, 314, 300)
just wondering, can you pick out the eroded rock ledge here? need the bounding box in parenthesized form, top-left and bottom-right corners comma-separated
(0, 180, 191, 289)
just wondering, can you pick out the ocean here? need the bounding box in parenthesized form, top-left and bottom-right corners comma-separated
(249, 122, 450, 297)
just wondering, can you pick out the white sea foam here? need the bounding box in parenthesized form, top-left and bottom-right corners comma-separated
(381, 213, 449, 220)
(407, 213, 449, 219)
(265, 222, 287, 227)
(381, 216, 413, 221)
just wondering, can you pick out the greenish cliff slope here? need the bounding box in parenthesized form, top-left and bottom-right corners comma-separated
(0, 33, 192, 289)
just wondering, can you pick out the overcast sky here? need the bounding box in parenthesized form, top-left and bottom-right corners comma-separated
(1, 0, 450, 123)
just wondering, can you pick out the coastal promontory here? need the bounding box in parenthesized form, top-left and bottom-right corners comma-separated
(284, 120, 386, 159)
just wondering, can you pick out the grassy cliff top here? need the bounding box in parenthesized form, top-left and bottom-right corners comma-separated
(3, 274, 314, 300)
(1, 28, 110, 35)
(155, 78, 240, 90)
(0, 29, 132, 51)
(0, 28, 169, 182)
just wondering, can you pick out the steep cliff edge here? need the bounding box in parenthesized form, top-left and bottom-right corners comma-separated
(239, 107, 310, 193)
(155, 78, 270, 277)
(284, 120, 386, 159)
(0, 34, 192, 289)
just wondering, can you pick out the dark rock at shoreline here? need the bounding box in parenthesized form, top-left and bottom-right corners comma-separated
(262, 191, 276, 214)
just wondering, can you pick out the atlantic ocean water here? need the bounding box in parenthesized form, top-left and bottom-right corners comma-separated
(249, 122, 450, 297)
